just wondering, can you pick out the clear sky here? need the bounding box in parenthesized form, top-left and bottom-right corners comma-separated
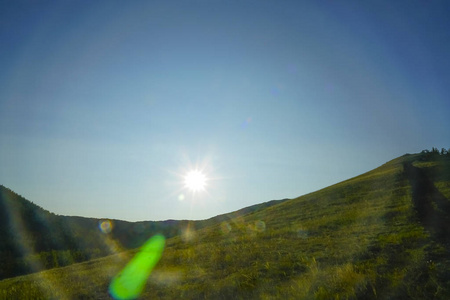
(1, 1, 449, 221)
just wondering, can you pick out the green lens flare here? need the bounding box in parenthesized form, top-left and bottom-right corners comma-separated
(109, 234, 165, 300)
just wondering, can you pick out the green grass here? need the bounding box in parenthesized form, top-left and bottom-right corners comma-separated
(1, 153, 449, 299)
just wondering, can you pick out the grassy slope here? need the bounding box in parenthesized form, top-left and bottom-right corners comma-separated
(0, 184, 286, 280)
(1, 153, 449, 299)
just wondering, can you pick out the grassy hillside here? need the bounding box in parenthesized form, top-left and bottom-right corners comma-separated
(0, 185, 285, 280)
(1, 151, 449, 299)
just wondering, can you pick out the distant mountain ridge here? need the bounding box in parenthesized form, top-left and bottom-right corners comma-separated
(0, 184, 286, 280)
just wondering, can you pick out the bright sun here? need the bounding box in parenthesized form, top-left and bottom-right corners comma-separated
(184, 170, 207, 192)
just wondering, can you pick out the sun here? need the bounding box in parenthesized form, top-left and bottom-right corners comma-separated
(184, 170, 207, 192)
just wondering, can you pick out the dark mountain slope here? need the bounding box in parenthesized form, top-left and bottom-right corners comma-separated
(0, 185, 285, 280)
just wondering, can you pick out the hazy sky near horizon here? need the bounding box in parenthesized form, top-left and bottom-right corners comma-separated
(1, 1, 449, 221)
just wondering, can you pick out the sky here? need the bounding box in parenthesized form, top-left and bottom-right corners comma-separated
(1, 0, 449, 222)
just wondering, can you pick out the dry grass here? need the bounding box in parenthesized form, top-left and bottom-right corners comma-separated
(1, 153, 449, 299)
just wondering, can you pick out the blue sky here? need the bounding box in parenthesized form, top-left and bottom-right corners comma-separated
(1, 1, 449, 221)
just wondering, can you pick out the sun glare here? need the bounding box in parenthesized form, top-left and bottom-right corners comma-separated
(184, 170, 207, 192)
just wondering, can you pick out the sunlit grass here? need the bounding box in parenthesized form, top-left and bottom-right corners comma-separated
(1, 153, 449, 299)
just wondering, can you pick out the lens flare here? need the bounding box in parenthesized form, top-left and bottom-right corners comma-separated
(109, 234, 165, 300)
(99, 220, 113, 234)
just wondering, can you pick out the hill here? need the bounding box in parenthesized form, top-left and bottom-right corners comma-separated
(0, 151, 449, 299)
(0, 185, 285, 280)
